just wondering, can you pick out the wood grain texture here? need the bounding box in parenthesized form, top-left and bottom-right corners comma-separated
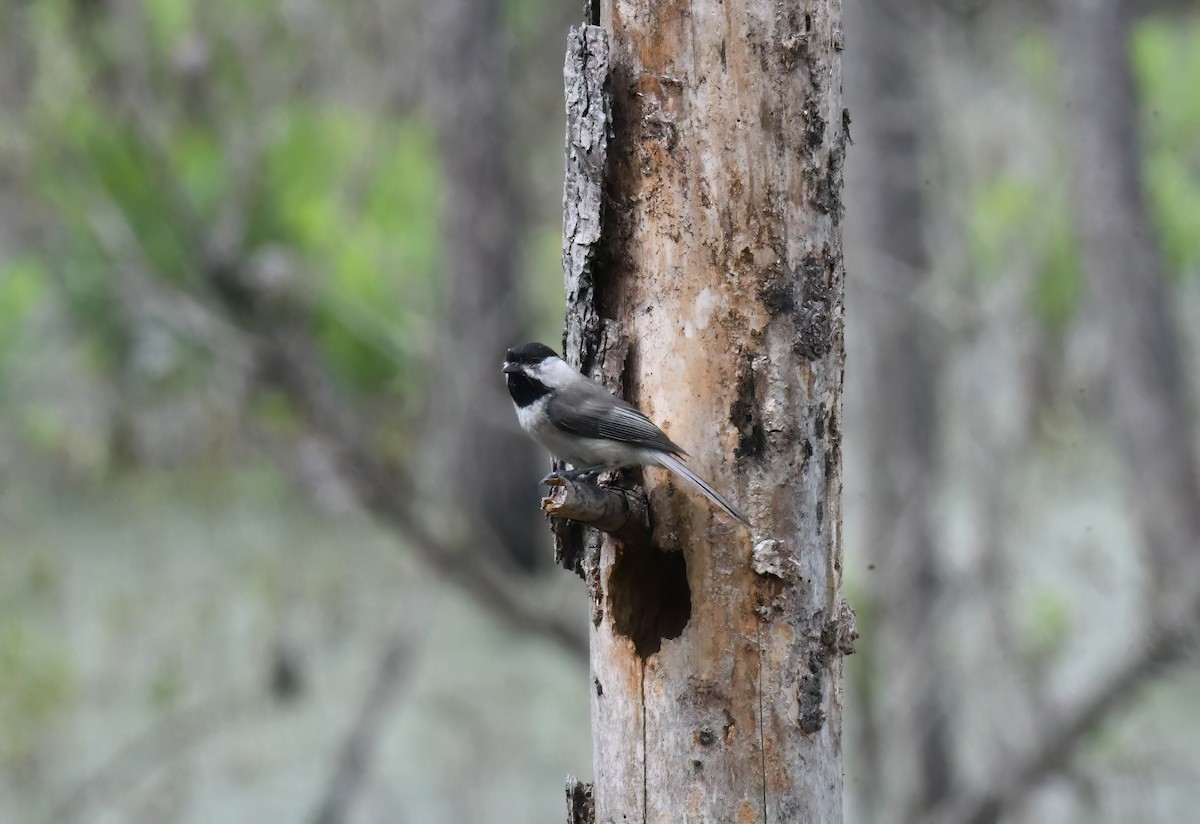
(563, 2, 851, 822)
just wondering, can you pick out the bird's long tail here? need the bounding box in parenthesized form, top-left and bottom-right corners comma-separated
(655, 453, 750, 529)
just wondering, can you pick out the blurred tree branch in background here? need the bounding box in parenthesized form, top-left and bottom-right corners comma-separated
(235, 281, 587, 660)
(0, 0, 585, 654)
(50, 694, 257, 824)
(930, 0, 1200, 819)
(936, 608, 1194, 824)
(310, 599, 429, 824)
(0, 3, 584, 814)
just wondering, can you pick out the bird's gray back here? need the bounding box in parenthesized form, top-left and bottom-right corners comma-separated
(547, 380, 684, 455)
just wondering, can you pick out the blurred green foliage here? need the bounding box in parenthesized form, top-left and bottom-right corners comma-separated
(1134, 20, 1200, 276)
(967, 171, 1082, 329)
(16, 0, 442, 401)
(1018, 587, 1072, 668)
(145, 0, 192, 44)
(0, 4, 1196, 463)
(261, 108, 441, 388)
(0, 620, 75, 771)
(0, 259, 45, 383)
(968, 19, 1200, 331)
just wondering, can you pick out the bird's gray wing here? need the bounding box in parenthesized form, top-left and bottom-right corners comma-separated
(548, 381, 685, 454)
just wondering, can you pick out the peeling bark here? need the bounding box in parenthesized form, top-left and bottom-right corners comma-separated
(555, 24, 617, 580)
(565, 775, 595, 824)
(560, 2, 849, 821)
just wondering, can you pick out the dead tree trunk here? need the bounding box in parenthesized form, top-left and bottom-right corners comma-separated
(424, 0, 543, 570)
(845, 0, 952, 818)
(559, 2, 852, 821)
(1060, 0, 1200, 587)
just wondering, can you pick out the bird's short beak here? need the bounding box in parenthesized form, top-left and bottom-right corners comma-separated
(501, 362, 520, 374)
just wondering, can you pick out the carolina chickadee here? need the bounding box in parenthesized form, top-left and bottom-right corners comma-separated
(502, 342, 749, 528)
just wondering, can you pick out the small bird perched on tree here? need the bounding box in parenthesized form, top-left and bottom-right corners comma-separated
(502, 342, 749, 528)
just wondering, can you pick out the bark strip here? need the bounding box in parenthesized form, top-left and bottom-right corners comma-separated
(555, 24, 616, 580)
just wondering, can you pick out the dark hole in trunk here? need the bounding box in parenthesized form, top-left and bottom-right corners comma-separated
(608, 543, 691, 658)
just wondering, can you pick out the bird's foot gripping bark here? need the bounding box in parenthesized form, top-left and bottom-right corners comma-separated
(542, 466, 607, 484)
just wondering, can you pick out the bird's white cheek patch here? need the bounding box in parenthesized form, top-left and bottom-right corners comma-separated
(516, 398, 548, 432)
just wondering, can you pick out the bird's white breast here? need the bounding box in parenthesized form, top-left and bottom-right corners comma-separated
(513, 397, 639, 469)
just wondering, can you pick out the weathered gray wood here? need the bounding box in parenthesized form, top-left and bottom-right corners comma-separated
(560, 24, 610, 374)
(555, 24, 614, 583)
(565, 776, 595, 824)
(559, 2, 851, 822)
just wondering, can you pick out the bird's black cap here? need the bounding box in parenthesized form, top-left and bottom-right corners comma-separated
(504, 342, 559, 365)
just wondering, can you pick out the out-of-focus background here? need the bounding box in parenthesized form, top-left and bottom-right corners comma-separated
(0, 0, 1197, 822)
